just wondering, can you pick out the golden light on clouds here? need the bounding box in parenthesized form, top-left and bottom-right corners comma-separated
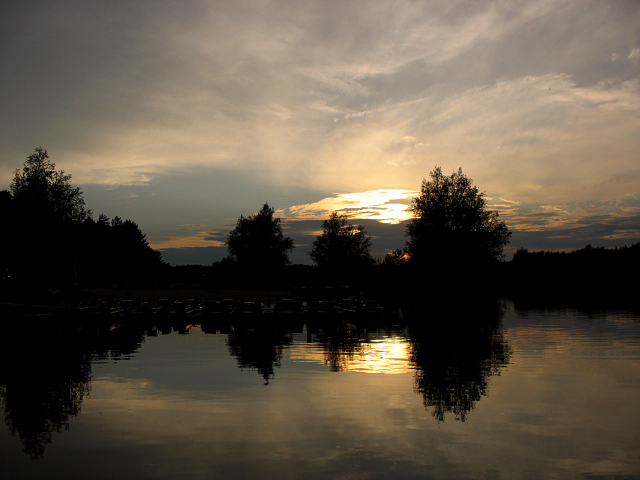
(151, 230, 226, 250)
(281, 189, 418, 224)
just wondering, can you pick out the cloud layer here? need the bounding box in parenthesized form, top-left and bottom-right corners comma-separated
(2, 0, 638, 264)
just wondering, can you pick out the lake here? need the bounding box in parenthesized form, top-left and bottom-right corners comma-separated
(1, 298, 639, 480)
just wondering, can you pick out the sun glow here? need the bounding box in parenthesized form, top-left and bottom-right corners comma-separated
(281, 189, 418, 224)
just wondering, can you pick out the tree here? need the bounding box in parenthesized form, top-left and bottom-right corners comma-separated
(3, 148, 166, 286)
(309, 212, 374, 268)
(69, 214, 166, 286)
(4, 148, 91, 284)
(10, 147, 89, 223)
(405, 167, 510, 266)
(227, 203, 294, 267)
(108, 218, 166, 284)
(382, 249, 408, 266)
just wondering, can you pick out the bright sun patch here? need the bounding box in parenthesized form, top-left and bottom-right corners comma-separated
(281, 189, 418, 224)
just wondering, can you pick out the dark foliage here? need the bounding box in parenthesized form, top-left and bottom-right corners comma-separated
(0, 339, 92, 459)
(10, 147, 89, 224)
(507, 243, 639, 306)
(226, 326, 294, 384)
(406, 299, 511, 422)
(381, 249, 408, 266)
(74, 215, 167, 286)
(406, 167, 511, 267)
(309, 212, 374, 269)
(0, 321, 145, 459)
(512, 243, 640, 267)
(226, 203, 294, 268)
(1, 148, 166, 287)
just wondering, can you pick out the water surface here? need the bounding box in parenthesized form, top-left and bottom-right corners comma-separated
(1, 300, 638, 479)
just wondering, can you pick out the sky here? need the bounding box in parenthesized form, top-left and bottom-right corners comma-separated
(1, 0, 639, 265)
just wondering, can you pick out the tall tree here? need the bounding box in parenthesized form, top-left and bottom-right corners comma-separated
(309, 212, 374, 269)
(108, 218, 166, 284)
(3, 148, 166, 286)
(4, 148, 90, 284)
(227, 203, 294, 267)
(10, 147, 89, 223)
(405, 167, 510, 266)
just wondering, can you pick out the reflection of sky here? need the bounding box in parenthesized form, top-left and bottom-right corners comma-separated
(2, 307, 639, 479)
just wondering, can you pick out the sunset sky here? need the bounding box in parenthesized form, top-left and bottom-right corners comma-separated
(2, 0, 639, 265)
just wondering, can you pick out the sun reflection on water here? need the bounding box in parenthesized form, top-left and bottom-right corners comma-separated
(291, 336, 413, 374)
(347, 338, 413, 374)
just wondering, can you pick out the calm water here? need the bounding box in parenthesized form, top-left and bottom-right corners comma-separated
(1, 299, 639, 480)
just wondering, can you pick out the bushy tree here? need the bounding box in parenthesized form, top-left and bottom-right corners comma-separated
(3, 148, 90, 284)
(310, 212, 374, 268)
(2, 148, 166, 286)
(382, 249, 408, 266)
(227, 203, 294, 267)
(10, 147, 89, 223)
(405, 167, 510, 266)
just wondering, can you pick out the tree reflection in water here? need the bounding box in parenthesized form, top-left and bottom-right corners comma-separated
(0, 299, 511, 460)
(313, 322, 368, 372)
(406, 299, 512, 422)
(226, 322, 295, 384)
(308, 299, 511, 422)
(0, 319, 145, 459)
(0, 339, 91, 459)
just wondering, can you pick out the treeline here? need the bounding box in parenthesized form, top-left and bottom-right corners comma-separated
(512, 243, 640, 268)
(1, 148, 167, 288)
(504, 243, 639, 305)
(2, 148, 637, 305)
(221, 166, 512, 274)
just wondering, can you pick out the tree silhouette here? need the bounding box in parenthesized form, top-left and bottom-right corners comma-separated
(10, 147, 89, 223)
(309, 212, 374, 269)
(381, 249, 408, 266)
(2, 148, 166, 286)
(406, 166, 510, 266)
(508, 243, 640, 304)
(108, 217, 165, 283)
(227, 203, 294, 267)
(3, 148, 91, 284)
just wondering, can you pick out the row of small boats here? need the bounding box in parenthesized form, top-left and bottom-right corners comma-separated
(53, 296, 386, 319)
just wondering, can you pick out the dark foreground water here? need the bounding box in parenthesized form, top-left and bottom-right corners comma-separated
(1, 299, 639, 480)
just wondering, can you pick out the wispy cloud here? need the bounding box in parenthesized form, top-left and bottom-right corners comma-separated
(151, 229, 227, 251)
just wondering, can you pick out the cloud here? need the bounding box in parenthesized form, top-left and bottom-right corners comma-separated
(503, 198, 640, 236)
(280, 189, 417, 224)
(152, 230, 227, 251)
(3, 0, 634, 189)
(2, 0, 639, 264)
